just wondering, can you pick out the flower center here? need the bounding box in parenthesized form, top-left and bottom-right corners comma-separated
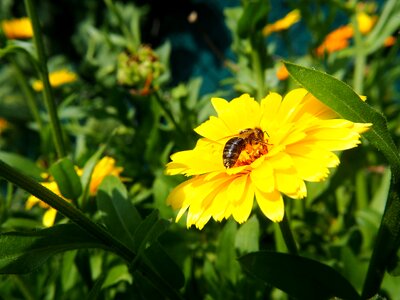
(235, 138, 269, 167)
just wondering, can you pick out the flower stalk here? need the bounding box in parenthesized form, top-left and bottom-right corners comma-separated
(278, 212, 298, 255)
(10, 58, 44, 134)
(250, 34, 267, 100)
(24, 0, 66, 158)
(0, 159, 183, 299)
(361, 177, 400, 298)
(351, 12, 366, 94)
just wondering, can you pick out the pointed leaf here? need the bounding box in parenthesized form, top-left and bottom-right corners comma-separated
(0, 151, 43, 180)
(132, 210, 170, 259)
(239, 251, 360, 299)
(142, 241, 185, 289)
(96, 175, 142, 250)
(49, 157, 82, 200)
(0, 224, 107, 274)
(284, 62, 400, 181)
(216, 220, 240, 283)
(235, 215, 260, 254)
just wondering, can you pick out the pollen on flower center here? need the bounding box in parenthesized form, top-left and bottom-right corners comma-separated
(235, 139, 269, 167)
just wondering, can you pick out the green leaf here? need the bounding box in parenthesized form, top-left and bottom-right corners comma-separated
(0, 41, 40, 72)
(235, 215, 260, 254)
(78, 145, 106, 206)
(237, 1, 269, 38)
(0, 151, 43, 180)
(0, 224, 107, 274)
(102, 264, 132, 288)
(142, 241, 185, 289)
(133, 210, 168, 253)
(284, 62, 400, 181)
(216, 220, 240, 283)
(96, 175, 142, 250)
(49, 158, 82, 200)
(239, 251, 360, 299)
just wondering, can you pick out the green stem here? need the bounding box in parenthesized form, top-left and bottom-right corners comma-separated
(361, 177, 400, 299)
(0, 159, 183, 299)
(351, 12, 366, 94)
(24, 0, 66, 158)
(355, 170, 368, 210)
(0, 159, 132, 260)
(12, 275, 35, 300)
(250, 34, 266, 100)
(278, 212, 298, 255)
(10, 58, 44, 134)
(153, 91, 186, 138)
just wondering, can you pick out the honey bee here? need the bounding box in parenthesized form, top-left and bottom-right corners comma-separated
(222, 127, 268, 168)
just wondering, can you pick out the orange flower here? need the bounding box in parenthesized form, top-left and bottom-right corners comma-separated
(384, 36, 396, 47)
(0, 118, 9, 134)
(276, 64, 290, 81)
(316, 25, 353, 56)
(316, 12, 377, 56)
(1, 17, 33, 39)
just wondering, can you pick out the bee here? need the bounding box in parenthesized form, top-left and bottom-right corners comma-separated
(222, 127, 268, 168)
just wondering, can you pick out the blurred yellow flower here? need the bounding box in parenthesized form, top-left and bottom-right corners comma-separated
(26, 181, 68, 227)
(276, 64, 289, 81)
(32, 69, 78, 92)
(89, 156, 124, 196)
(356, 12, 376, 34)
(1, 17, 33, 39)
(166, 89, 371, 229)
(262, 9, 301, 36)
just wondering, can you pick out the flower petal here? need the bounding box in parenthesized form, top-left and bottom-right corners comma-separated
(229, 175, 255, 223)
(43, 208, 58, 227)
(255, 188, 284, 222)
(216, 94, 262, 134)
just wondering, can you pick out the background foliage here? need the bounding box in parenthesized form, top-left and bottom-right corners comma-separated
(0, 0, 400, 299)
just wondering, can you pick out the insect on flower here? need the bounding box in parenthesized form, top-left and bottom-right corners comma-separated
(222, 128, 270, 168)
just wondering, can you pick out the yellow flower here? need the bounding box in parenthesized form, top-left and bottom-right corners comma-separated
(1, 17, 33, 39)
(356, 12, 376, 34)
(32, 69, 78, 92)
(89, 156, 124, 196)
(166, 89, 371, 229)
(26, 181, 68, 227)
(262, 9, 301, 36)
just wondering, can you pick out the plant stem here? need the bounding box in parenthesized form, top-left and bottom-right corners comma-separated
(12, 275, 35, 300)
(153, 91, 187, 139)
(250, 34, 266, 100)
(278, 212, 298, 255)
(10, 58, 44, 134)
(0, 159, 183, 299)
(351, 12, 366, 94)
(0, 159, 132, 260)
(361, 177, 400, 299)
(24, 0, 66, 158)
